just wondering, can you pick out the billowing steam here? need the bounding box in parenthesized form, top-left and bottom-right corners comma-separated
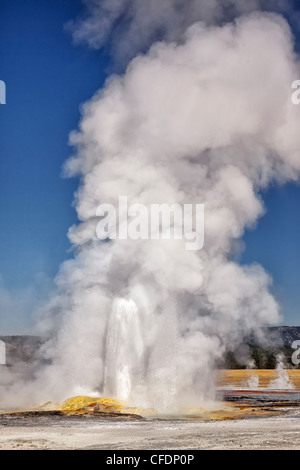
(268, 354, 294, 389)
(1, 3, 300, 412)
(67, 0, 293, 64)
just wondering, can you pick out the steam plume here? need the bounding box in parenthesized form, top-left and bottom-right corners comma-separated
(67, 0, 292, 63)
(2, 3, 300, 412)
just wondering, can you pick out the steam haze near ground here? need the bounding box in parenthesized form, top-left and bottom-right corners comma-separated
(1, 1, 300, 413)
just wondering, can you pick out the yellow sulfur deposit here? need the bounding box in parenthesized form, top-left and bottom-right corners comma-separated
(61, 396, 124, 413)
(217, 369, 300, 389)
(59, 395, 157, 416)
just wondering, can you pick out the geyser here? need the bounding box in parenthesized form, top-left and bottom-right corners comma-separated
(1, 3, 300, 413)
(38, 14, 300, 411)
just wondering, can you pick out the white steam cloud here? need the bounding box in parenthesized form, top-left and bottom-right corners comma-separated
(67, 0, 292, 63)
(1, 4, 300, 412)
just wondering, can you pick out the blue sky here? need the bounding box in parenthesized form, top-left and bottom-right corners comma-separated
(0, 0, 299, 331)
(241, 183, 300, 325)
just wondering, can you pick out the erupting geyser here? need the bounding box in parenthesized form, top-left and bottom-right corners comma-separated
(1, 2, 300, 413)
(104, 298, 144, 402)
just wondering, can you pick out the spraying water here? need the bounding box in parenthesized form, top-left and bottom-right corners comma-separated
(104, 298, 144, 402)
(1, 3, 300, 413)
(36, 13, 300, 412)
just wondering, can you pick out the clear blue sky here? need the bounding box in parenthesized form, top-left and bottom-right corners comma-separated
(0, 1, 107, 296)
(0, 0, 299, 331)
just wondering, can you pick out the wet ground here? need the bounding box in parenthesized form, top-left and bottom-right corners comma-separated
(2, 370, 300, 449)
(1, 409, 300, 450)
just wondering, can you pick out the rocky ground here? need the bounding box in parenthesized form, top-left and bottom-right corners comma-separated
(1, 369, 300, 450)
(0, 410, 300, 450)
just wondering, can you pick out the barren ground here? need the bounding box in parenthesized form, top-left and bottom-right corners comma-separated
(1, 369, 300, 450)
(1, 411, 300, 450)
